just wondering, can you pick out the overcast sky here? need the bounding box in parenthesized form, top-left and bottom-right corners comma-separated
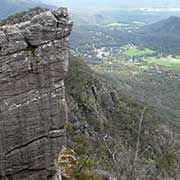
(40, 0, 180, 9)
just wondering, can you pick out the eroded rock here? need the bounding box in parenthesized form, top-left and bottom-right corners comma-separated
(0, 7, 72, 180)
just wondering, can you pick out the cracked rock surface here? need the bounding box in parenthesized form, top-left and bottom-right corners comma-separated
(0, 8, 72, 180)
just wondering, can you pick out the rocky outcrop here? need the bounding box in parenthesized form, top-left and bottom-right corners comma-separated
(0, 8, 72, 180)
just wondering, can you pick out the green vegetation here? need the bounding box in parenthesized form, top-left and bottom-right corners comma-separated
(145, 56, 180, 68)
(65, 57, 179, 179)
(65, 57, 96, 100)
(65, 124, 105, 180)
(157, 151, 177, 175)
(123, 47, 155, 57)
(65, 57, 180, 180)
(90, 57, 180, 127)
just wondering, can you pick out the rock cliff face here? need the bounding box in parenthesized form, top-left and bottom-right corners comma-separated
(0, 8, 72, 180)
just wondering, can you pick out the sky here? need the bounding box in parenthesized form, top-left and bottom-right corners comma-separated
(40, 0, 180, 10)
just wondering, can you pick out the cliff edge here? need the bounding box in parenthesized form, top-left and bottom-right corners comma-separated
(0, 8, 72, 180)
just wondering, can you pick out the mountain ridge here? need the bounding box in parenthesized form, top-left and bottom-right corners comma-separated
(125, 15, 180, 54)
(140, 16, 180, 35)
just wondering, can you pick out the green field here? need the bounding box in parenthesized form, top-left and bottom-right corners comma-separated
(123, 47, 155, 57)
(145, 56, 180, 68)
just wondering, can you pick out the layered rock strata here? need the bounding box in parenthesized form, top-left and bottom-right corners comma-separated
(0, 8, 72, 180)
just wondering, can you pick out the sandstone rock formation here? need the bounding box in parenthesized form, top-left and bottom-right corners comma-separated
(0, 8, 72, 180)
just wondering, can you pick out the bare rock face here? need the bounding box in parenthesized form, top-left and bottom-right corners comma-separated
(0, 8, 72, 180)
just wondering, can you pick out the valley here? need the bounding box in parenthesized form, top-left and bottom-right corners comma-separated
(71, 14, 180, 128)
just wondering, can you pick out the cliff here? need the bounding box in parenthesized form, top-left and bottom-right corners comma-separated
(0, 8, 72, 180)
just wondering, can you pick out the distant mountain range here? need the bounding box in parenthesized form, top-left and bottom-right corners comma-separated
(141, 16, 180, 35)
(126, 16, 180, 54)
(0, 0, 55, 19)
(2, 0, 180, 55)
(41, 0, 180, 10)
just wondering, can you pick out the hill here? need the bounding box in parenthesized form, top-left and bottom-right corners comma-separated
(130, 16, 180, 54)
(141, 16, 180, 35)
(64, 57, 180, 180)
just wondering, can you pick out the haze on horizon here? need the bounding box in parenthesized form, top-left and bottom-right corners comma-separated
(40, 0, 180, 10)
